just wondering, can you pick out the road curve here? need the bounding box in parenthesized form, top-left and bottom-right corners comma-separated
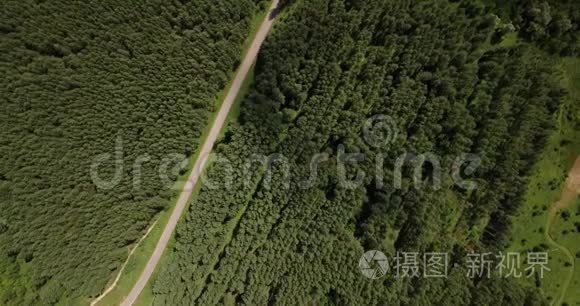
(121, 1, 280, 305)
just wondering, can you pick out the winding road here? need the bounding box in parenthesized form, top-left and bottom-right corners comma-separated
(120, 1, 280, 305)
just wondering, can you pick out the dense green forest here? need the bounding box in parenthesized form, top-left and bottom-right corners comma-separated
(0, 0, 578, 304)
(483, 0, 579, 55)
(0, 0, 266, 304)
(151, 0, 578, 305)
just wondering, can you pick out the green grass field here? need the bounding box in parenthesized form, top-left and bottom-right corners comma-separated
(508, 57, 580, 305)
(92, 4, 268, 305)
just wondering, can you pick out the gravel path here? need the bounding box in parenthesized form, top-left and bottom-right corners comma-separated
(120, 1, 280, 305)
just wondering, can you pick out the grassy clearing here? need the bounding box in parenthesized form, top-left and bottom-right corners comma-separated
(552, 196, 580, 305)
(551, 57, 580, 305)
(497, 32, 517, 48)
(507, 57, 580, 305)
(93, 4, 269, 305)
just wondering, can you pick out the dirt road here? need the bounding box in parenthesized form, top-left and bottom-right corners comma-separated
(120, 1, 280, 305)
(546, 156, 580, 306)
